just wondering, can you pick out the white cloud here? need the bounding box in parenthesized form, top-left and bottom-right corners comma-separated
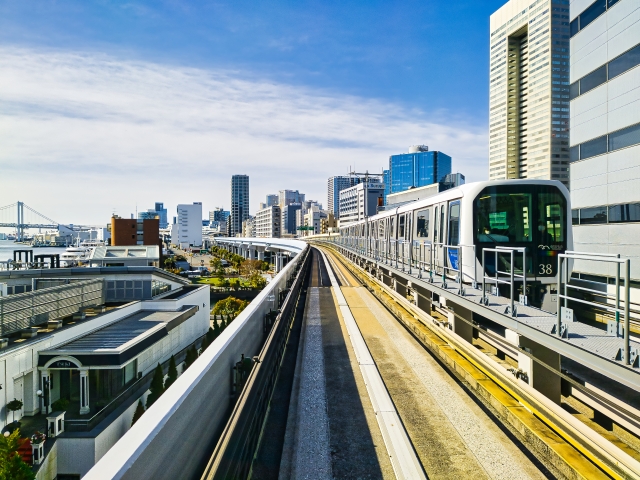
(0, 47, 488, 225)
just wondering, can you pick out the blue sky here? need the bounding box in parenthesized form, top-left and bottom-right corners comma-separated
(0, 0, 506, 224)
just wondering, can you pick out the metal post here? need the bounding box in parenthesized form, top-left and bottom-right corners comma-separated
(616, 262, 620, 333)
(522, 248, 527, 302)
(510, 250, 515, 316)
(625, 259, 631, 365)
(481, 248, 486, 304)
(556, 255, 562, 337)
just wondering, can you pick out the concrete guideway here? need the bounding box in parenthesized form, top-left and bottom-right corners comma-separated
(280, 248, 395, 479)
(320, 247, 551, 480)
(319, 249, 427, 480)
(319, 244, 640, 479)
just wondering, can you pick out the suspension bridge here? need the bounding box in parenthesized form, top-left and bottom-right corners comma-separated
(0, 202, 73, 241)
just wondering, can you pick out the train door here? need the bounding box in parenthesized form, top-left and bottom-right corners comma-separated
(389, 215, 396, 260)
(434, 202, 448, 271)
(447, 200, 461, 275)
(405, 212, 413, 265)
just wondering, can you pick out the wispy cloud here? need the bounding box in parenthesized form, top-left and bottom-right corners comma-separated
(0, 47, 487, 224)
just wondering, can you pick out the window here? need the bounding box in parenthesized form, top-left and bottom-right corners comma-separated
(439, 206, 445, 244)
(580, 135, 607, 159)
(570, 145, 580, 162)
(398, 215, 405, 239)
(608, 44, 640, 79)
(475, 192, 533, 243)
(572, 209, 579, 225)
(569, 81, 580, 100)
(580, 65, 607, 95)
(608, 122, 640, 152)
(580, 0, 606, 30)
(416, 209, 429, 238)
(580, 206, 608, 224)
(608, 203, 640, 223)
(448, 202, 460, 247)
(538, 193, 565, 243)
(433, 206, 439, 242)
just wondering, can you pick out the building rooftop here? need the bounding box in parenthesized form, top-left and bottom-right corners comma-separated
(38, 305, 197, 367)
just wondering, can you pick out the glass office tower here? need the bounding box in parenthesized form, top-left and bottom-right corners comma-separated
(489, 0, 570, 186)
(231, 175, 249, 235)
(386, 147, 451, 202)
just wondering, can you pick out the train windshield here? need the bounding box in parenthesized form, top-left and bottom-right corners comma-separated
(475, 186, 566, 246)
(476, 193, 532, 243)
(474, 184, 567, 277)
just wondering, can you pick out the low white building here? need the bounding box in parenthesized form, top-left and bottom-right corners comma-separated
(242, 216, 256, 238)
(174, 203, 203, 248)
(255, 206, 281, 238)
(338, 180, 384, 225)
(0, 280, 209, 478)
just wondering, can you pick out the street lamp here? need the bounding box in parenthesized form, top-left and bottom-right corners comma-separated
(36, 378, 50, 414)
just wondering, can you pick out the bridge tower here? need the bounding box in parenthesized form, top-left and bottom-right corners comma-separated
(17, 201, 24, 242)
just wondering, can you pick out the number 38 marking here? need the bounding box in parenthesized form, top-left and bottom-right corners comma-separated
(539, 264, 553, 275)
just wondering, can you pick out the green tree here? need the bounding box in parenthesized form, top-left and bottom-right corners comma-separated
(200, 335, 210, 353)
(146, 364, 165, 408)
(213, 318, 221, 336)
(164, 355, 178, 390)
(184, 345, 199, 369)
(248, 271, 267, 290)
(131, 400, 145, 427)
(6, 399, 22, 425)
(212, 296, 249, 317)
(0, 429, 35, 480)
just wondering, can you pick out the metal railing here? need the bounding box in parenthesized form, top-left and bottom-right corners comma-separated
(481, 247, 527, 317)
(0, 279, 104, 336)
(558, 251, 633, 365)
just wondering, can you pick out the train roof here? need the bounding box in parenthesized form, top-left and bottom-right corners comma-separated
(341, 179, 569, 228)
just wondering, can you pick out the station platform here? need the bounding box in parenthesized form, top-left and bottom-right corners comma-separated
(280, 248, 549, 479)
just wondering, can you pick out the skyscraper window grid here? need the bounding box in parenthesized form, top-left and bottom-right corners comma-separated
(230, 175, 249, 235)
(489, 0, 570, 186)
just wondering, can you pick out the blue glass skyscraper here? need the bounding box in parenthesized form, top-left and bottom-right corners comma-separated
(385, 146, 452, 202)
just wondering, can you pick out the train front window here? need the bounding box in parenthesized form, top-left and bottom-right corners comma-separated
(476, 193, 532, 243)
(538, 192, 565, 245)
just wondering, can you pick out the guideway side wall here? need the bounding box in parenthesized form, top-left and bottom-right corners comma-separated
(84, 241, 309, 480)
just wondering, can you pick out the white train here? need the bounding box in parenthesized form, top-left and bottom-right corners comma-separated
(337, 179, 572, 310)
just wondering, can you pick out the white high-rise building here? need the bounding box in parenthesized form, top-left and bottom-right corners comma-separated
(175, 203, 203, 248)
(569, 0, 640, 280)
(489, 0, 570, 186)
(327, 176, 360, 218)
(255, 205, 281, 238)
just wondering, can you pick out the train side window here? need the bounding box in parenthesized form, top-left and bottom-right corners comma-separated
(398, 215, 405, 238)
(439, 206, 445, 244)
(448, 201, 460, 246)
(390, 217, 395, 239)
(416, 209, 429, 238)
(434, 206, 439, 241)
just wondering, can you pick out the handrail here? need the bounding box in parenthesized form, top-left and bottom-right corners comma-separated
(481, 247, 527, 317)
(558, 252, 632, 365)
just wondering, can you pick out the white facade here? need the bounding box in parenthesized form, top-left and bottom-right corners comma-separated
(302, 206, 327, 236)
(489, 0, 570, 186)
(175, 203, 203, 248)
(255, 206, 281, 238)
(327, 176, 360, 218)
(242, 216, 256, 237)
(338, 181, 385, 225)
(569, 0, 640, 280)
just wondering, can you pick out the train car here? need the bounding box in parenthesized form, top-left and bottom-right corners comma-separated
(338, 179, 572, 310)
